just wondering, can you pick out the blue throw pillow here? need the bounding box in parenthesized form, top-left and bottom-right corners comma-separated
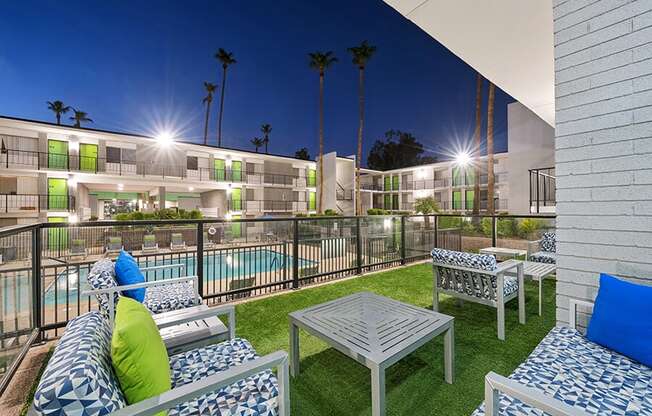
(114, 250, 146, 302)
(587, 273, 652, 367)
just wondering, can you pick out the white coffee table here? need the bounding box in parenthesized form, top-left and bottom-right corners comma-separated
(480, 246, 528, 260)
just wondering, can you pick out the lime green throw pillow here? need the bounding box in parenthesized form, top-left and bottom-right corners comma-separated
(111, 297, 171, 414)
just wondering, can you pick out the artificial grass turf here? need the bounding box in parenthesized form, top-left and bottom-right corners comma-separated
(235, 262, 556, 416)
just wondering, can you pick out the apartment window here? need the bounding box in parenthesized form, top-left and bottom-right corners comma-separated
(307, 169, 316, 187)
(106, 146, 121, 163)
(465, 190, 475, 210)
(246, 188, 255, 200)
(246, 163, 256, 175)
(452, 190, 462, 210)
(392, 175, 399, 191)
(452, 167, 462, 186)
(392, 194, 399, 210)
(232, 160, 242, 182)
(187, 156, 198, 170)
(465, 169, 476, 186)
(122, 148, 136, 164)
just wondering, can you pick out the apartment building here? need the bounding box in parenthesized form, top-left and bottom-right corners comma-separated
(0, 116, 332, 227)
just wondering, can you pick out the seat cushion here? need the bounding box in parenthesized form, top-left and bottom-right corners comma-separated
(540, 232, 556, 253)
(143, 282, 200, 314)
(86, 258, 120, 318)
(431, 248, 497, 271)
(168, 338, 279, 416)
(33, 312, 127, 415)
(472, 326, 652, 415)
(529, 251, 556, 264)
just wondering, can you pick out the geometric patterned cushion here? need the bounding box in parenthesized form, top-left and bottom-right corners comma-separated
(33, 312, 127, 415)
(540, 232, 556, 253)
(168, 338, 279, 416)
(143, 282, 201, 314)
(85, 259, 120, 319)
(472, 326, 652, 415)
(529, 251, 556, 264)
(431, 248, 497, 271)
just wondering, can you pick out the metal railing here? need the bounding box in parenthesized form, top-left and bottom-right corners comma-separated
(0, 194, 76, 213)
(530, 167, 556, 213)
(227, 200, 309, 212)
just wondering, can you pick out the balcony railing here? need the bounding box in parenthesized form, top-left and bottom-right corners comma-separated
(0, 194, 76, 213)
(530, 167, 556, 213)
(228, 200, 310, 212)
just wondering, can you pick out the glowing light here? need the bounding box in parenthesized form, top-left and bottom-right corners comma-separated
(455, 152, 472, 167)
(225, 158, 232, 168)
(225, 213, 233, 221)
(68, 176, 77, 187)
(188, 186, 194, 191)
(417, 169, 426, 180)
(112, 198, 117, 203)
(156, 131, 173, 147)
(68, 214, 79, 223)
(117, 183, 124, 190)
(131, 199, 137, 204)
(68, 141, 79, 152)
(383, 218, 392, 230)
(226, 255, 233, 265)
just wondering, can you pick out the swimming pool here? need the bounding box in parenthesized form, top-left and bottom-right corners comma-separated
(2, 249, 314, 311)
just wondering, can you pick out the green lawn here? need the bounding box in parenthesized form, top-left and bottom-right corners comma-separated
(236, 263, 556, 416)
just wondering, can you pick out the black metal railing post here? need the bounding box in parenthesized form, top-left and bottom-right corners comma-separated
(292, 219, 299, 289)
(492, 215, 497, 247)
(434, 215, 439, 248)
(400, 216, 406, 265)
(356, 217, 362, 274)
(196, 223, 204, 298)
(31, 227, 42, 341)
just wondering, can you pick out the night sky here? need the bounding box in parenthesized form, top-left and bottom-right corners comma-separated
(0, 0, 514, 166)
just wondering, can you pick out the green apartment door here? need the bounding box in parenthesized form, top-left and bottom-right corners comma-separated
(307, 169, 316, 187)
(79, 143, 98, 172)
(231, 215, 242, 238)
(48, 178, 68, 210)
(308, 191, 316, 211)
(231, 188, 242, 211)
(231, 161, 242, 182)
(48, 140, 68, 170)
(47, 216, 68, 252)
(214, 159, 225, 181)
(452, 190, 462, 210)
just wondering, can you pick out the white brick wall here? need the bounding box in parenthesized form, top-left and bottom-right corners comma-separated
(554, 0, 652, 325)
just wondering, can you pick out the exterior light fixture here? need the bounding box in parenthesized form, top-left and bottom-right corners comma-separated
(68, 141, 79, 152)
(383, 218, 392, 230)
(117, 183, 124, 190)
(188, 186, 194, 191)
(225, 212, 233, 221)
(69, 214, 79, 223)
(454, 151, 471, 167)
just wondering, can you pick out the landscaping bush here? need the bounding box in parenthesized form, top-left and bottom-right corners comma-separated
(111, 209, 203, 221)
(517, 218, 544, 239)
(367, 208, 389, 215)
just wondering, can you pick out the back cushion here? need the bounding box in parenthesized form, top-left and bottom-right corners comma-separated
(431, 248, 497, 271)
(33, 312, 126, 415)
(115, 250, 146, 302)
(87, 258, 119, 318)
(540, 232, 556, 253)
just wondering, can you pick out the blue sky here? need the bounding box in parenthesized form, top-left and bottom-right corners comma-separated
(0, 0, 514, 165)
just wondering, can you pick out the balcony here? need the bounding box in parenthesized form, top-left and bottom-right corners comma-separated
(228, 199, 309, 213)
(0, 194, 75, 213)
(530, 167, 556, 214)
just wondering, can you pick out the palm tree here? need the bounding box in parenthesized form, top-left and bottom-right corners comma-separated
(251, 137, 264, 152)
(295, 147, 310, 160)
(486, 81, 496, 214)
(308, 51, 337, 213)
(46, 100, 71, 125)
(347, 41, 376, 216)
(215, 48, 236, 147)
(261, 124, 272, 153)
(473, 73, 483, 215)
(69, 109, 93, 128)
(202, 82, 217, 145)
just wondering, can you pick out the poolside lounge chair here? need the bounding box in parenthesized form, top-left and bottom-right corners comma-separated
(105, 236, 123, 256)
(69, 239, 87, 259)
(431, 248, 525, 340)
(228, 276, 256, 300)
(204, 231, 216, 249)
(527, 232, 556, 264)
(474, 298, 652, 415)
(142, 234, 159, 253)
(170, 232, 187, 250)
(30, 309, 290, 416)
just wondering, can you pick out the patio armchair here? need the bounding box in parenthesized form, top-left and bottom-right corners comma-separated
(142, 234, 159, 253)
(83, 258, 201, 322)
(431, 248, 525, 340)
(527, 232, 556, 264)
(474, 299, 652, 415)
(170, 232, 187, 250)
(204, 231, 216, 249)
(30, 308, 290, 416)
(69, 238, 87, 258)
(105, 236, 123, 256)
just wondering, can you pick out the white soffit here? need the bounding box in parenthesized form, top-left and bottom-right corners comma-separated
(384, 0, 555, 126)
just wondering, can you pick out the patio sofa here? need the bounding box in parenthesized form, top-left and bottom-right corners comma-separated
(30, 308, 290, 416)
(84, 258, 201, 320)
(474, 299, 652, 415)
(431, 248, 525, 340)
(527, 232, 556, 264)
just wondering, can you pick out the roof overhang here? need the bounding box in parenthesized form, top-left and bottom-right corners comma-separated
(384, 0, 554, 126)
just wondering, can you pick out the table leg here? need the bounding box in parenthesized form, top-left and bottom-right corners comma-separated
(290, 321, 300, 377)
(444, 324, 455, 384)
(371, 364, 386, 416)
(539, 276, 543, 316)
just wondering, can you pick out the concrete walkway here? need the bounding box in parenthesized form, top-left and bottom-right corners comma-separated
(0, 343, 53, 416)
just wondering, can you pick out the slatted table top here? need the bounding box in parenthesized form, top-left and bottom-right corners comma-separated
(289, 292, 454, 366)
(506, 260, 556, 278)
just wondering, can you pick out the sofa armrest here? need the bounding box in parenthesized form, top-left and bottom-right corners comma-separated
(568, 299, 594, 330)
(83, 275, 198, 296)
(155, 304, 235, 340)
(484, 371, 590, 416)
(109, 351, 290, 416)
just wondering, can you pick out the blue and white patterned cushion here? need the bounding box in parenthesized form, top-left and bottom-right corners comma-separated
(86, 259, 120, 318)
(540, 232, 556, 253)
(431, 248, 497, 271)
(472, 326, 652, 415)
(33, 312, 126, 415)
(169, 338, 279, 416)
(144, 282, 201, 314)
(529, 251, 556, 264)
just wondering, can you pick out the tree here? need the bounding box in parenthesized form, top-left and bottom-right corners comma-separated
(69, 109, 93, 128)
(347, 40, 377, 215)
(487, 81, 496, 214)
(215, 48, 236, 147)
(473, 73, 483, 215)
(308, 51, 337, 213)
(414, 196, 440, 229)
(47, 100, 71, 125)
(250, 137, 264, 152)
(367, 130, 437, 171)
(295, 147, 310, 160)
(261, 124, 272, 153)
(202, 82, 217, 145)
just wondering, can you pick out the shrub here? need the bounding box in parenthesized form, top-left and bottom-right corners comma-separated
(367, 208, 389, 215)
(518, 218, 543, 238)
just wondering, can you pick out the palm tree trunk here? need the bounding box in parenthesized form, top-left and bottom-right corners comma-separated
(217, 66, 227, 147)
(487, 82, 495, 215)
(356, 66, 364, 216)
(473, 73, 483, 215)
(318, 71, 325, 214)
(265, 138, 268, 153)
(56, 113, 61, 125)
(203, 101, 211, 145)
